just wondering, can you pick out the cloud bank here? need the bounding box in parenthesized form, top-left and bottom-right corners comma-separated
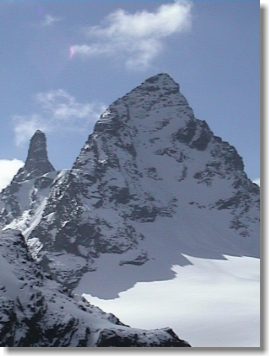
(0, 159, 24, 191)
(70, 0, 192, 69)
(13, 90, 105, 146)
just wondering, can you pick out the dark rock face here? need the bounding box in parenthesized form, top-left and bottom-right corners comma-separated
(96, 328, 191, 347)
(0, 230, 190, 347)
(15, 130, 55, 183)
(174, 119, 212, 151)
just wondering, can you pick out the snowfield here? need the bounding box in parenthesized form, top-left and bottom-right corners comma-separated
(83, 255, 260, 347)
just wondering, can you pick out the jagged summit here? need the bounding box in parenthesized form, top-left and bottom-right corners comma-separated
(136, 73, 179, 92)
(34, 129, 44, 134)
(14, 130, 55, 182)
(110, 72, 186, 108)
(0, 130, 57, 230)
(91, 72, 192, 144)
(118, 72, 184, 109)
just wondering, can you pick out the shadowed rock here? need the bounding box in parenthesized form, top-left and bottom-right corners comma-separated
(15, 130, 55, 182)
(0, 130, 57, 230)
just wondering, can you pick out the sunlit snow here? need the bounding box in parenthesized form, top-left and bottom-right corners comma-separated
(83, 255, 260, 347)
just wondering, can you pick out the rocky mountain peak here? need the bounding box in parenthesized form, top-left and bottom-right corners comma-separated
(90, 73, 193, 153)
(0, 130, 58, 231)
(136, 72, 179, 92)
(0, 73, 259, 299)
(14, 130, 55, 182)
(25, 74, 259, 299)
(109, 72, 188, 110)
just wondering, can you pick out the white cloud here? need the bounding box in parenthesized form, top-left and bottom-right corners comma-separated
(13, 90, 105, 146)
(36, 90, 102, 120)
(42, 14, 61, 27)
(69, 0, 192, 69)
(253, 178, 260, 186)
(0, 159, 24, 191)
(13, 115, 48, 146)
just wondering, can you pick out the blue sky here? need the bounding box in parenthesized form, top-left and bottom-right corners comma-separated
(0, 0, 260, 189)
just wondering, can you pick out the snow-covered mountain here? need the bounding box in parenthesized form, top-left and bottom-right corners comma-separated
(0, 229, 190, 347)
(30, 73, 260, 296)
(0, 73, 260, 298)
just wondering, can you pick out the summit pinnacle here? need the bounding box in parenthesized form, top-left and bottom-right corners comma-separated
(0, 130, 57, 230)
(15, 130, 55, 182)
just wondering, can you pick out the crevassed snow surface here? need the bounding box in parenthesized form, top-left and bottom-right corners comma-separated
(83, 255, 260, 347)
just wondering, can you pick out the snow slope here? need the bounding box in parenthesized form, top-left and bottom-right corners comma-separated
(83, 255, 260, 347)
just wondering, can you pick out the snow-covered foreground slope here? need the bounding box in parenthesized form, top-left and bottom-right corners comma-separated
(0, 230, 190, 347)
(83, 255, 260, 347)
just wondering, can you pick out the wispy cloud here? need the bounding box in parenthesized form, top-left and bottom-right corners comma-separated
(36, 90, 100, 120)
(69, 0, 192, 70)
(0, 159, 24, 191)
(42, 14, 61, 27)
(13, 115, 48, 146)
(13, 90, 105, 146)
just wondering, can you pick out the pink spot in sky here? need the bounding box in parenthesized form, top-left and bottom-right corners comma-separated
(69, 47, 75, 59)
